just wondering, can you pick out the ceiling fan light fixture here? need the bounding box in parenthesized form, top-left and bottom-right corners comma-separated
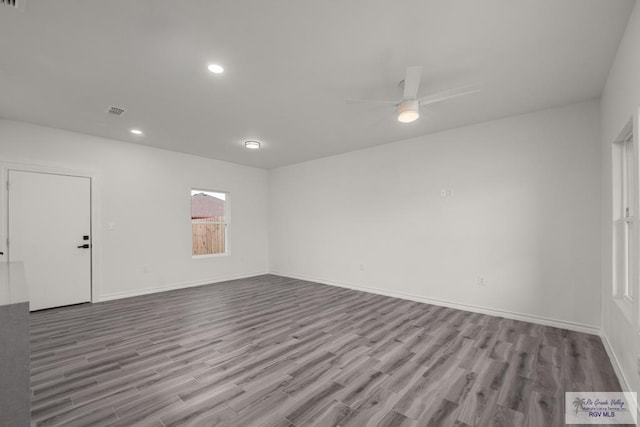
(397, 100, 420, 123)
(397, 110, 419, 123)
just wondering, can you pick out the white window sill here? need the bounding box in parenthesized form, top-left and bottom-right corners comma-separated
(192, 253, 229, 259)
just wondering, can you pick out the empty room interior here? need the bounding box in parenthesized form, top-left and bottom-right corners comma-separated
(2, 0, 640, 426)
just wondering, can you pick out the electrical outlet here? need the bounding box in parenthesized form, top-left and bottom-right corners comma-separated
(359, 264, 364, 271)
(477, 276, 486, 286)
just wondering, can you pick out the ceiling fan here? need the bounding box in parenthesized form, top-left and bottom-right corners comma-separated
(348, 66, 481, 123)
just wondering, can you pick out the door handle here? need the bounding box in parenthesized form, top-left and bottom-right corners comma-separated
(77, 244, 90, 249)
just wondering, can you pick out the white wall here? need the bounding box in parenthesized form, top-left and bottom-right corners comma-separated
(601, 1, 640, 393)
(270, 100, 602, 331)
(0, 119, 269, 300)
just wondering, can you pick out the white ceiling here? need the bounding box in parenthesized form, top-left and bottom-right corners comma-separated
(0, 0, 634, 168)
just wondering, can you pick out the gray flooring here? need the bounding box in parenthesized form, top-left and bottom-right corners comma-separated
(30, 275, 621, 426)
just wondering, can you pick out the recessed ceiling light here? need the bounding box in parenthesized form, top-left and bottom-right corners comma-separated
(245, 140, 261, 149)
(208, 64, 224, 74)
(130, 129, 143, 135)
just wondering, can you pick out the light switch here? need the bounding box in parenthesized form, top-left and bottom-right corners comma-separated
(107, 222, 116, 231)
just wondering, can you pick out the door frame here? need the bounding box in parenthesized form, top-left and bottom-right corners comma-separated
(0, 161, 101, 304)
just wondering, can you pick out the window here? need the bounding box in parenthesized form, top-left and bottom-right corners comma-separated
(614, 122, 635, 304)
(191, 189, 228, 256)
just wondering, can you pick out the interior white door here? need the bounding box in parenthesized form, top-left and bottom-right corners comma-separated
(8, 170, 91, 311)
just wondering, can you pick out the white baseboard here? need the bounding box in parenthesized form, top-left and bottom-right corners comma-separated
(600, 330, 632, 392)
(97, 271, 269, 302)
(271, 271, 600, 335)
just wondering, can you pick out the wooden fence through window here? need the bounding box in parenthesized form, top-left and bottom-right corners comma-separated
(192, 217, 225, 255)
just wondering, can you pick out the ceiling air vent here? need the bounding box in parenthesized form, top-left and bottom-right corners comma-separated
(106, 106, 127, 117)
(1, 0, 24, 9)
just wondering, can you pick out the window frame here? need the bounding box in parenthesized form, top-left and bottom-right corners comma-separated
(190, 189, 230, 258)
(621, 132, 634, 303)
(612, 112, 639, 324)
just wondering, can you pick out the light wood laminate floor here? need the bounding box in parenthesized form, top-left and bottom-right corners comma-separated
(30, 275, 621, 426)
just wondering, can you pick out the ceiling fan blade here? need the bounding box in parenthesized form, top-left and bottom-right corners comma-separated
(403, 66, 423, 100)
(418, 84, 481, 106)
(345, 99, 398, 105)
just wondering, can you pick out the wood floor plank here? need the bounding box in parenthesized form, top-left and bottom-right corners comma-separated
(30, 274, 622, 426)
(158, 383, 243, 427)
(227, 390, 292, 427)
(298, 399, 352, 427)
(416, 398, 460, 426)
(282, 381, 345, 425)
